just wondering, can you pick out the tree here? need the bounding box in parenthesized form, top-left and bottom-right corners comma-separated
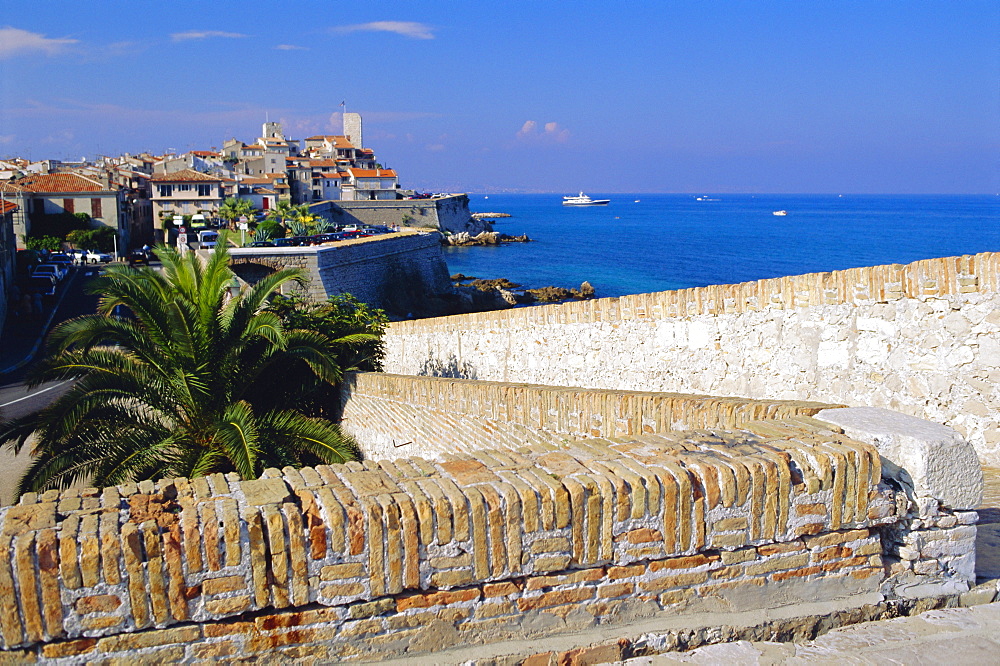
(66, 227, 118, 253)
(265, 200, 297, 227)
(22, 235, 61, 251)
(264, 293, 388, 421)
(0, 241, 362, 494)
(217, 197, 256, 229)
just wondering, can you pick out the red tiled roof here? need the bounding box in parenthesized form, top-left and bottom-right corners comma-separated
(309, 160, 338, 167)
(349, 168, 397, 179)
(150, 169, 221, 183)
(14, 172, 106, 193)
(191, 150, 220, 157)
(0, 200, 17, 214)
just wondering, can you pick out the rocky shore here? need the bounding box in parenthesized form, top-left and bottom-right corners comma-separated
(470, 212, 511, 219)
(450, 273, 595, 307)
(443, 231, 531, 246)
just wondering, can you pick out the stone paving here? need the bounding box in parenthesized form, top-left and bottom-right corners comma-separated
(621, 602, 1000, 664)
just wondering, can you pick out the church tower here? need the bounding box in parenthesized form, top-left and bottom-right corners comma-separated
(343, 113, 363, 149)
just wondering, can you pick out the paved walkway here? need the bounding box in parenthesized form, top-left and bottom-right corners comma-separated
(622, 601, 1000, 664)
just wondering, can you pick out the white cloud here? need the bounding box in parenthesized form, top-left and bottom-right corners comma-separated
(171, 30, 248, 42)
(516, 120, 570, 143)
(275, 44, 308, 51)
(0, 27, 78, 59)
(0, 135, 14, 145)
(333, 21, 435, 40)
(543, 121, 571, 142)
(426, 144, 445, 152)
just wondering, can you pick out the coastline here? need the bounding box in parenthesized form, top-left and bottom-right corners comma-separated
(446, 193, 1000, 300)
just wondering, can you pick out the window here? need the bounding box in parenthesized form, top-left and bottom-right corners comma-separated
(91, 198, 102, 218)
(158, 184, 173, 197)
(63, 198, 74, 213)
(197, 184, 212, 197)
(178, 184, 192, 192)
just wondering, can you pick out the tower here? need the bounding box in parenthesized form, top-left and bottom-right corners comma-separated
(262, 121, 284, 140)
(343, 113, 363, 149)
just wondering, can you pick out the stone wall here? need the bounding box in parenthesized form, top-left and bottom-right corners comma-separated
(227, 230, 453, 315)
(0, 418, 946, 662)
(311, 194, 490, 235)
(382, 252, 1000, 464)
(339, 372, 842, 462)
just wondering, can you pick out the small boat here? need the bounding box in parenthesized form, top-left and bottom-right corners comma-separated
(634, 199, 640, 203)
(773, 210, 788, 216)
(563, 192, 610, 206)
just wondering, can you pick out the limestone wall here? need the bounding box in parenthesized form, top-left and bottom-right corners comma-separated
(228, 230, 453, 314)
(311, 194, 490, 235)
(382, 252, 1000, 464)
(0, 420, 922, 661)
(340, 372, 842, 462)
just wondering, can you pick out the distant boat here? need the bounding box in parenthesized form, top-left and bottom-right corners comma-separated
(563, 192, 610, 206)
(696, 196, 720, 201)
(773, 210, 788, 216)
(634, 199, 641, 203)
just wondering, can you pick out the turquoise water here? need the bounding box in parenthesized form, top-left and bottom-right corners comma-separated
(443, 194, 1000, 299)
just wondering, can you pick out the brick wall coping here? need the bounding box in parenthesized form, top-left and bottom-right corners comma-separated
(343, 373, 843, 437)
(387, 251, 1000, 333)
(0, 418, 887, 652)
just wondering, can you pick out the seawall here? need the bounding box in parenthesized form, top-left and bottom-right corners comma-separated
(382, 252, 1000, 465)
(227, 230, 453, 315)
(311, 194, 491, 235)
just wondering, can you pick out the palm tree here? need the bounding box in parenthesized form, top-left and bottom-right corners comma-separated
(266, 200, 297, 227)
(217, 197, 256, 229)
(0, 241, 362, 494)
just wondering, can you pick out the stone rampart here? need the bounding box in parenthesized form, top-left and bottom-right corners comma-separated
(0, 422, 907, 661)
(340, 372, 842, 461)
(0, 406, 981, 662)
(382, 252, 1000, 464)
(227, 230, 453, 314)
(310, 194, 490, 235)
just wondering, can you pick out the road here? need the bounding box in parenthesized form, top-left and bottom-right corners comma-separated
(0, 263, 102, 504)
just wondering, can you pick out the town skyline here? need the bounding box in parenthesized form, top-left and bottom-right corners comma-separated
(1, 1, 997, 194)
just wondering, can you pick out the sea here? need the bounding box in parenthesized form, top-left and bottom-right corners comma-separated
(443, 194, 1000, 299)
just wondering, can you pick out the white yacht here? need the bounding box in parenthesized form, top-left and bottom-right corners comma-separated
(562, 192, 610, 206)
(773, 210, 788, 216)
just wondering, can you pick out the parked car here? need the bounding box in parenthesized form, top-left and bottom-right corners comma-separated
(128, 250, 148, 267)
(87, 252, 114, 264)
(273, 236, 309, 247)
(48, 253, 74, 269)
(32, 263, 67, 282)
(198, 230, 219, 249)
(307, 233, 346, 245)
(249, 241, 275, 247)
(69, 249, 112, 264)
(26, 274, 57, 297)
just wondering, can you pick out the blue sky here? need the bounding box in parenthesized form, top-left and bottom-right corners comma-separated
(1, 1, 997, 193)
